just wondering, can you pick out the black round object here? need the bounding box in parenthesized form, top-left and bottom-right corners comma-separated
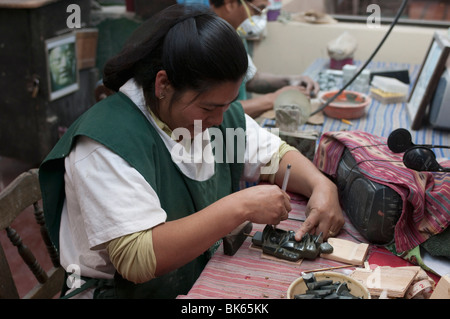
(403, 147, 441, 172)
(387, 128, 413, 153)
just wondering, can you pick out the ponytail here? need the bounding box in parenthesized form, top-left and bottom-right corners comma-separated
(103, 4, 248, 105)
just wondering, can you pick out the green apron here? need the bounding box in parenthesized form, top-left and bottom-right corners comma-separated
(39, 92, 246, 298)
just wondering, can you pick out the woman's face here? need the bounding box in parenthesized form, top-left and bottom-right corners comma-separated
(158, 79, 242, 137)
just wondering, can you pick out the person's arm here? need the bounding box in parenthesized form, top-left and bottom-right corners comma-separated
(240, 72, 319, 118)
(239, 92, 276, 118)
(273, 150, 345, 241)
(151, 184, 291, 276)
(240, 85, 309, 118)
(108, 184, 291, 281)
(246, 71, 320, 97)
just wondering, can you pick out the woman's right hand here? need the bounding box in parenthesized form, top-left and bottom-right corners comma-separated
(234, 184, 291, 225)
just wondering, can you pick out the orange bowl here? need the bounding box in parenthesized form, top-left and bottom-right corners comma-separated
(320, 90, 371, 119)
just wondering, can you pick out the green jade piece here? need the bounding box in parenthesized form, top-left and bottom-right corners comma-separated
(252, 225, 334, 262)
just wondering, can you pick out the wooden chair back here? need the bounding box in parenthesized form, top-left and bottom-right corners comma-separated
(0, 168, 64, 299)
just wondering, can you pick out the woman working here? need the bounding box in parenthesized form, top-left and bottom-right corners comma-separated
(39, 4, 344, 298)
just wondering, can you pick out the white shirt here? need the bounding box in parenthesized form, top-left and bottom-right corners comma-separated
(59, 79, 281, 295)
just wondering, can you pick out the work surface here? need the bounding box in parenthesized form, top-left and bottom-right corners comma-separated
(178, 59, 447, 299)
(178, 192, 420, 299)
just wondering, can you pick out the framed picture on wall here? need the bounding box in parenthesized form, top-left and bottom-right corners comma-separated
(407, 32, 450, 130)
(45, 33, 79, 101)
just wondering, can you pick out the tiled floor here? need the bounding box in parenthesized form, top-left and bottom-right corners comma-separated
(0, 156, 53, 298)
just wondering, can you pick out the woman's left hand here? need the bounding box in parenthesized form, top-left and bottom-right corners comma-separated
(294, 182, 345, 241)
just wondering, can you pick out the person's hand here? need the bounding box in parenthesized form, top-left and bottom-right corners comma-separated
(289, 75, 320, 98)
(272, 85, 310, 101)
(294, 182, 344, 241)
(235, 184, 291, 226)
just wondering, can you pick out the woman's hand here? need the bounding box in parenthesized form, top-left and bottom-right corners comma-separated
(294, 181, 345, 241)
(234, 184, 291, 226)
(289, 75, 320, 97)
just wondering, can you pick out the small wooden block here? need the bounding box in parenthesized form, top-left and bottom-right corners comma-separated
(223, 222, 253, 256)
(350, 266, 419, 298)
(320, 238, 369, 266)
(430, 274, 450, 299)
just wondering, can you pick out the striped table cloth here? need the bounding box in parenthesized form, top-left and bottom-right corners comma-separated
(262, 58, 450, 160)
(178, 193, 409, 299)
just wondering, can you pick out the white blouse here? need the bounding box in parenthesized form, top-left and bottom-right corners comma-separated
(59, 79, 282, 289)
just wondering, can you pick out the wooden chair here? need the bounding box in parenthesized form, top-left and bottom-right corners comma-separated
(0, 168, 64, 299)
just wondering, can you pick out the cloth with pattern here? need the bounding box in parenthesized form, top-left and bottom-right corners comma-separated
(313, 130, 450, 253)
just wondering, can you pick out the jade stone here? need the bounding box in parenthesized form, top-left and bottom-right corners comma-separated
(252, 225, 334, 262)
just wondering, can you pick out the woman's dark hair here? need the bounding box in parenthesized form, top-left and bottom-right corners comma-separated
(103, 4, 248, 109)
(209, 0, 226, 6)
(209, 0, 247, 7)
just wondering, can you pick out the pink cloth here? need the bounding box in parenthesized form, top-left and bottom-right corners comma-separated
(313, 130, 450, 253)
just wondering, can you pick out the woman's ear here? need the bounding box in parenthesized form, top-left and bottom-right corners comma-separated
(224, 0, 238, 12)
(155, 70, 170, 100)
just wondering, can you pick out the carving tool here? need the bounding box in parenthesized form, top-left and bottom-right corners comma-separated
(273, 164, 291, 230)
(300, 264, 359, 274)
(281, 164, 291, 192)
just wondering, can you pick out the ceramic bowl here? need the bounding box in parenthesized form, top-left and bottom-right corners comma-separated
(287, 271, 370, 299)
(320, 90, 371, 119)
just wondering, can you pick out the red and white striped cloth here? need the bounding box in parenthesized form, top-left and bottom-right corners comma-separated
(313, 130, 450, 253)
(179, 193, 377, 299)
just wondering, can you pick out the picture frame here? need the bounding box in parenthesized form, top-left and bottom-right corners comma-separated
(45, 33, 79, 101)
(407, 32, 450, 130)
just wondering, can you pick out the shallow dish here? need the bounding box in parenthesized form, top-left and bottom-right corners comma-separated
(320, 90, 371, 119)
(287, 271, 370, 299)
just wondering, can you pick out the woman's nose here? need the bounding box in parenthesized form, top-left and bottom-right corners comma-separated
(209, 108, 226, 127)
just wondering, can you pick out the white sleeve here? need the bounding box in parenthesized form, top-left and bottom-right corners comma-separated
(243, 114, 281, 182)
(245, 54, 257, 82)
(64, 136, 167, 249)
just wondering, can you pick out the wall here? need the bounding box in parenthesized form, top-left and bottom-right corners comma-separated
(0, 0, 95, 164)
(251, 20, 445, 75)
